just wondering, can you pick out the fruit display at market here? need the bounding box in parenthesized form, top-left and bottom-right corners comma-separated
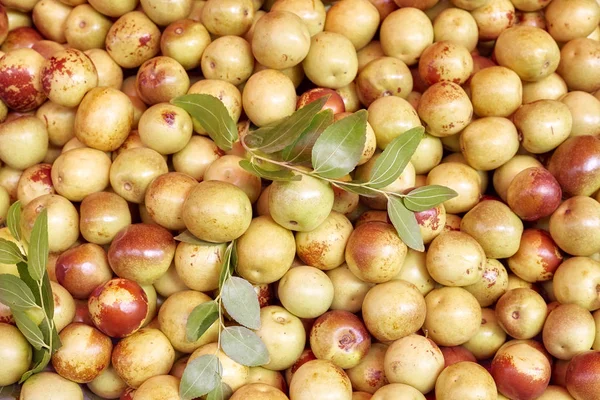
(0, 0, 599, 399)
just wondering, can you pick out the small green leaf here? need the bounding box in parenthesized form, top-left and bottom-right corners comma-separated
(27, 209, 49, 281)
(16, 262, 39, 303)
(387, 196, 424, 252)
(332, 181, 379, 198)
(221, 277, 260, 330)
(244, 96, 329, 153)
(40, 271, 54, 320)
(0, 274, 38, 311)
(7, 201, 22, 242)
(12, 309, 45, 350)
(239, 160, 302, 182)
(179, 354, 222, 400)
(221, 326, 270, 367)
(367, 126, 425, 189)
(19, 348, 51, 383)
(282, 109, 334, 164)
(218, 242, 235, 290)
(174, 230, 218, 246)
(0, 238, 25, 265)
(312, 110, 367, 179)
(206, 382, 233, 400)
(39, 318, 61, 354)
(186, 301, 219, 342)
(404, 185, 459, 212)
(172, 94, 238, 151)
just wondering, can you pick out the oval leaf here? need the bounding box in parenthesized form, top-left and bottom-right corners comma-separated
(41, 272, 55, 322)
(172, 94, 238, 151)
(27, 208, 49, 281)
(282, 109, 334, 164)
(19, 348, 51, 383)
(179, 354, 222, 400)
(243, 96, 328, 153)
(332, 181, 380, 198)
(311, 110, 367, 179)
(367, 126, 424, 189)
(174, 230, 217, 246)
(221, 326, 270, 367)
(0, 274, 38, 311)
(12, 309, 45, 350)
(387, 196, 424, 252)
(404, 185, 459, 212)
(221, 277, 260, 330)
(218, 242, 235, 290)
(206, 382, 233, 400)
(186, 300, 219, 342)
(7, 200, 22, 242)
(0, 238, 24, 265)
(239, 160, 302, 182)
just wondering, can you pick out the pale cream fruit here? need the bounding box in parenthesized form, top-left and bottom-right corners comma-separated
(371, 383, 426, 400)
(384, 334, 444, 394)
(327, 264, 374, 313)
(393, 249, 436, 296)
(463, 308, 507, 360)
(0, 323, 32, 386)
(256, 306, 306, 371)
(51, 147, 111, 202)
(19, 372, 83, 400)
(346, 343, 389, 394)
(426, 231, 485, 287)
(278, 265, 334, 319)
(302, 31, 358, 89)
(242, 69, 297, 127)
(464, 259, 509, 308)
(380, 8, 433, 66)
(289, 360, 352, 400)
(435, 361, 497, 400)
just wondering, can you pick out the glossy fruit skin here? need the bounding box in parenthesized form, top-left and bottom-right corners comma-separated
(566, 350, 600, 400)
(88, 278, 149, 338)
(547, 135, 600, 197)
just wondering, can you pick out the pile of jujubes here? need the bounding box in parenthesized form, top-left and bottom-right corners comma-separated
(0, 0, 599, 399)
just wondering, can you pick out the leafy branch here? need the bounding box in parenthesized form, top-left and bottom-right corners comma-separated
(0, 201, 61, 383)
(172, 94, 457, 252)
(174, 234, 268, 400)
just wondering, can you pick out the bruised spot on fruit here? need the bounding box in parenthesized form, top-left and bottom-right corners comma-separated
(512, 311, 520, 319)
(338, 331, 357, 351)
(298, 240, 330, 267)
(414, 207, 441, 231)
(139, 35, 151, 47)
(426, 64, 441, 84)
(365, 369, 384, 388)
(29, 163, 52, 184)
(162, 111, 175, 126)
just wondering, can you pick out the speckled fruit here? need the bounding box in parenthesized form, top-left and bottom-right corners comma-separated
(111, 328, 175, 388)
(0, 48, 46, 112)
(40, 48, 98, 108)
(345, 221, 407, 284)
(55, 243, 113, 299)
(105, 11, 161, 69)
(88, 278, 148, 338)
(495, 288, 547, 339)
(417, 81, 473, 137)
(543, 303, 596, 361)
(508, 229, 563, 283)
(547, 135, 600, 197)
(309, 310, 371, 369)
(362, 279, 426, 342)
(566, 350, 600, 400)
(51, 322, 112, 383)
(491, 340, 551, 400)
(79, 191, 132, 245)
(289, 359, 352, 400)
(108, 223, 175, 284)
(144, 171, 196, 231)
(507, 168, 561, 223)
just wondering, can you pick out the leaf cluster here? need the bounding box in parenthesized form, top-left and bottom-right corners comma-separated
(172, 93, 457, 251)
(176, 237, 269, 400)
(0, 202, 61, 383)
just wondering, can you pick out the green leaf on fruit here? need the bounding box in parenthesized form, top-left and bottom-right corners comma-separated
(311, 110, 367, 179)
(221, 326, 269, 367)
(218, 242, 236, 290)
(206, 382, 233, 400)
(40, 270, 54, 319)
(282, 109, 334, 164)
(26, 208, 48, 281)
(174, 230, 218, 247)
(179, 354, 222, 400)
(239, 160, 302, 182)
(186, 300, 219, 342)
(0, 238, 25, 264)
(172, 94, 238, 151)
(367, 126, 424, 189)
(12, 309, 45, 350)
(243, 96, 328, 153)
(19, 348, 51, 383)
(403, 185, 459, 212)
(332, 181, 379, 198)
(39, 317, 61, 354)
(0, 274, 38, 311)
(7, 201, 22, 242)
(221, 277, 260, 330)
(387, 196, 424, 252)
